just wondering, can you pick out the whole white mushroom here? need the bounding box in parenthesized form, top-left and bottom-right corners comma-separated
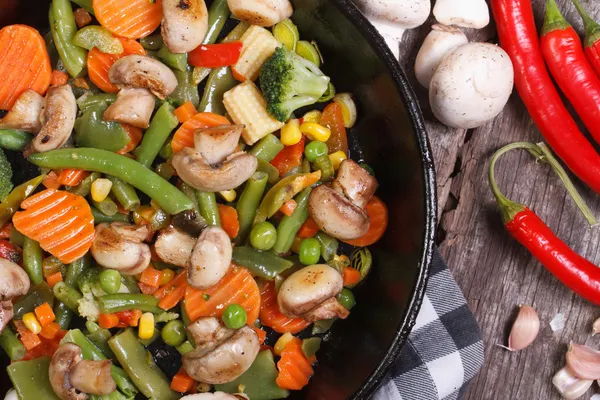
(433, 0, 490, 29)
(429, 43, 514, 129)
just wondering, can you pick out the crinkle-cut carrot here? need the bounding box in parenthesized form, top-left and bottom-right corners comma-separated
(50, 70, 68, 86)
(0, 25, 51, 110)
(259, 281, 310, 334)
(117, 125, 143, 155)
(13, 189, 95, 264)
(342, 196, 388, 247)
(174, 101, 197, 123)
(185, 265, 260, 324)
(57, 169, 90, 187)
(42, 171, 61, 189)
(171, 113, 231, 153)
(94, 0, 163, 39)
(276, 337, 316, 390)
(217, 204, 239, 239)
(88, 38, 146, 93)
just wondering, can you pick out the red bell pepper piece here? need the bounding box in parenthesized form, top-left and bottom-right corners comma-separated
(188, 42, 243, 68)
(0, 239, 21, 264)
(270, 136, 306, 176)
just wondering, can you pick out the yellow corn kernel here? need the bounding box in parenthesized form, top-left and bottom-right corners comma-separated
(219, 190, 237, 203)
(274, 332, 295, 356)
(300, 122, 331, 142)
(233, 25, 281, 82)
(91, 178, 113, 202)
(280, 119, 302, 146)
(302, 110, 322, 124)
(333, 93, 358, 128)
(329, 151, 347, 170)
(160, 269, 175, 286)
(23, 312, 42, 334)
(138, 312, 155, 340)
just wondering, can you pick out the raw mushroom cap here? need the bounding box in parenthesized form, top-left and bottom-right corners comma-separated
(91, 223, 151, 275)
(161, 0, 209, 53)
(433, 0, 490, 29)
(188, 226, 232, 289)
(0, 259, 30, 301)
(108, 55, 178, 99)
(226, 0, 293, 27)
(155, 226, 196, 268)
(103, 88, 155, 129)
(49, 343, 86, 400)
(0, 89, 44, 133)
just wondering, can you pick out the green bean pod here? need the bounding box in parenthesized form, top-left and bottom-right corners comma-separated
(67, 171, 100, 197)
(91, 207, 129, 224)
(196, 191, 221, 226)
(0, 129, 32, 151)
(273, 188, 311, 254)
(135, 102, 179, 168)
(232, 247, 294, 279)
(23, 238, 43, 285)
(248, 134, 284, 162)
(7, 357, 61, 400)
(14, 283, 54, 320)
(98, 294, 161, 314)
(158, 46, 188, 71)
(50, 0, 87, 77)
(106, 176, 140, 210)
(199, 67, 237, 114)
(0, 175, 44, 227)
(0, 327, 26, 361)
(170, 69, 200, 107)
(53, 302, 73, 329)
(203, 0, 230, 45)
(236, 172, 268, 244)
(91, 196, 118, 216)
(53, 282, 83, 311)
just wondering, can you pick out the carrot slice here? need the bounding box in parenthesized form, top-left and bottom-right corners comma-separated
(139, 266, 162, 288)
(42, 171, 61, 190)
(13, 189, 95, 264)
(217, 204, 239, 239)
(98, 313, 119, 329)
(88, 38, 146, 93)
(46, 271, 63, 288)
(154, 270, 187, 300)
(174, 101, 198, 123)
(171, 368, 195, 393)
(94, 0, 163, 39)
(297, 217, 319, 239)
(0, 25, 51, 110)
(50, 70, 68, 86)
(171, 113, 231, 153)
(342, 196, 388, 247)
(252, 326, 267, 344)
(259, 281, 310, 334)
(57, 169, 90, 187)
(117, 125, 143, 155)
(185, 265, 260, 324)
(276, 337, 316, 390)
(343, 267, 361, 287)
(158, 283, 186, 310)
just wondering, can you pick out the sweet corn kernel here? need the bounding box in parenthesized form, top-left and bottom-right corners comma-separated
(138, 312, 155, 340)
(274, 332, 295, 355)
(219, 190, 237, 203)
(23, 312, 42, 334)
(91, 178, 113, 202)
(329, 151, 347, 170)
(160, 269, 175, 286)
(280, 119, 302, 146)
(300, 122, 331, 142)
(302, 110, 322, 124)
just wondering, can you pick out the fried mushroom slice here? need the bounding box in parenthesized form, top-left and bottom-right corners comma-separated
(161, 0, 209, 53)
(181, 393, 247, 400)
(332, 159, 378, 209)
(49, 343, 86, 400)
(195, 125, 244, 166)
(103, 88, 155, 128)
(91, 223, 151, 275)
(188, 226, 232, 289)
(154, 226, 196, 268)
(108, 55, 178, 99)
(0, 259, 30, 301)
(69, 360, 116, 396)
(0, 89, 44, 133)
(226, 0, 293, 27)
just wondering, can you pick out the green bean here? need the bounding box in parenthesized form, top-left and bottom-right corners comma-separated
(176, 340, 194, 355)
(99, 294, 161, 314)
(273, 188, 311, 254)
(158, 46, 188, 71)
(85, 321, 116, 361)
(0, 129, 32, 151)
(71, 0, 94, 14)
(203, 0, 230, 44)
(77, 93, 116, 113)
(196, 191, 221, 226)
(92, 196, 118, 216)
(0, 326, 26, 361)
(66, 255, 89, 287)
(199, 66, 237, 114)
(139, 326, 161, 347)
(140, 34, 163, 50)
(156, 162, 175, 180)
(180, 183, 200, 211)
(23, 238, 43, 285)
(8, 357, 61, 400)
(254, 173, 314, 223)
(257, 159, 280, 184)
(0, 175, 44, 227)
(313, 154, 334, 182)
(223, 21, 250, 43)
(9, 225, 25, 247)
(159, 140, 173, 160)
(135, 102, 179, 168)
(170, 69, 200, 108)
(54, 302, 73, 329)
(236, 172, 268, 244)
(315, 232, 338, 262)
(232, 247, 294, 279)
(53, 282, 83, 311)
(50, 0, 87, 77)
(109, 329, 179, 400)
(121, 274, 141, 294)
(28, 148, 196, 215)
(91, 206, 129, 224)
(14, 283, 54, 319)
(67, 171, 100, 197)
(248, 134, 284, 162)
(302, 157, 311, 173)
(106, 176, 140, 210)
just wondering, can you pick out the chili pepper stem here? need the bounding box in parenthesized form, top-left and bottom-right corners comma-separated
(542, 0, 572, 36)
(572, 0, 600, 47)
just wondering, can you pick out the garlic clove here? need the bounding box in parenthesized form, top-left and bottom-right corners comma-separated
(552, 366, 593, 400)
(592, 317, 600, 336)
(565, 343, 600, 380)
(507, 305, 540, 351)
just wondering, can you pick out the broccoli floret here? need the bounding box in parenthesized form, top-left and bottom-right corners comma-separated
(0, 149, 13, 201)
(78, 267, 107, 298)
(259, 47, 331, 122)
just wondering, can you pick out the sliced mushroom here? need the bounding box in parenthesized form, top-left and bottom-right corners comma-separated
(226, 0, 293, 27)
(309, 185, 369, 240)
(195, 125, 244, 166)
(181, 393, 247, 400)
(183, 317, 260, 384)
(69, 360, 116, 396)
(103, 88, 155, 128)
(188, 226, 231, 289)
(0, 259, 31, 301)
(0, 301, 13, 333)
(161, 0, 209, 53)
(332, 159, 378, 209)
(91, 223, 151, 275)
(0, 89, 44, 133)
(26, 85, 76, 155)
(155, 226, 196, 268)
(108, 55, 178, 99)
(277, 264, 344, 320)
(303, 296, 349, 322)
(172, 148, 258, 192)
(49, 343, 86, 400)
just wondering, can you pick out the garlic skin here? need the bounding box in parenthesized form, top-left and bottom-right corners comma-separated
(507, 305, 539, 351)
(552, 366, 593, 400)
(565, 343, 600, 380)
(592, 317, 600, 336)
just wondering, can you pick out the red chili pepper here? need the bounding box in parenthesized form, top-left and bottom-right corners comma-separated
(188, 42, 243, 68)
(540, 0, 600, 145)
(0, 239, 21, 264)
(491, 0, 600, 193)
(572, 0, 600, 78)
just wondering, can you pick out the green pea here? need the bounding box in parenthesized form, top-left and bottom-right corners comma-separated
(222, 304, 247, 329)
(250, 222, 277, 251)
(161, 320, 186, 347)
(99, 270, 121, 294)
(299, 238, 321, 265)
(304, 141, 328, 162)
(338, 288, 355, 310)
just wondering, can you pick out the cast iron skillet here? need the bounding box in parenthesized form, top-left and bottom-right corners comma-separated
(0, 0, 437, 398)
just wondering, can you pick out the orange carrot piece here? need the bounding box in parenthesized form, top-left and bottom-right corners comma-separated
(94, 0, 163, 39)
(0, 25, 51, 110)
(252, 326, 267, 344)
(321, 102, 348, 155)
(13, 189, 95, 264)
(174, 101, 197, 123)
(138, 282, 158, 295)
(158, 284, 186, 310)
(343, 267, 361, 287)
(153, 270, 187, 300)
(73, 8, 92, 28)
(140, 267, 162, 288)
(46, 271, 63, 288)
(50, 70, 68, 86)
(39, 321, 61, 340)
(14, 320, 42, 350)
(42, 171, 61, 189)
(259, 281, 310, 334)
(98, 313, 119, 329)
(117, 124, 143, 155)
(171, 368, 195, 393)
(276, 337, 316, 390)
(217, 204, 239, 239)
(88, 38, 146, 93)
(297, 218, 319, 239)
(171, 113, 231, 153)
(57, 169, 90, 187)
(34, 302, 56, 327)
(280, 199, 297, 217)
(72, 77, 90, 90)
(342, 196, 388, 247)
(185, 266, 260, 324)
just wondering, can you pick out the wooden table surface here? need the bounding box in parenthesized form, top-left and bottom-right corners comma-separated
(397, 1, 600, 398)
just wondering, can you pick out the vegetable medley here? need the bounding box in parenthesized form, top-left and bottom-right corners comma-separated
(0, 0, 389, 399)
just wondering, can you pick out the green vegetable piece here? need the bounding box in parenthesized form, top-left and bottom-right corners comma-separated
(136, 102, 179, 168)
(215, 350, 290, 400)
(299, 238, 321, 265)
(140, 34, 164, 50)
(23, 237, 43, 285)
(255, 173, 316, 224)
(75, 103, 130, 152)
(338, 288, 355, 310)
(66, 255, 91, 287)
(8, 357, 61, 400)
(359, 162, 376, 177)
(67, 171, 100, 197)
(199, 66, 237, 114)
(0, 174, 44, 227)
(170, 68, 200, 108)
(91, 196, 118, 216)
(77, 93, 117, 114)
(312, 318, 335, 335)
(314, 232, 338, 263)
(250, 221, 278, 251)
(50, 0, 87, 77)
(273, 19, 299, 51)
(0, 129, 32, 151)
(85, 321, 116, 361)
(9, 225, 25, 247)
(257, 159, 280, 184)
(156, 162, 175, 180)
(224, 21, 250, 43)
(248, 134, 285, 162)
(348, 247, 373, 288)
(106, 176, 140, 210)
(176, 340, 194, 355)
(273, 188, 311, 255)
(53, 281, 83, 310)
(139, 326, 161, 347)
(161, 320, 186, 347)
(0, 149, 12, 201)
(71, 0, 94, 14)
(73, 25, 123, 54)
(222, 304, 247, 329)
(304, 141, 328, 162)
(232, 246, 294, 280)
(203, 0, 230, 45)
(158, 46, 188, 71)
(196, 191, 221, 226)
(99, 293, 162, 314)
(296, 40, 321, 67)
(236, 172, 268, 245)
(301, 337, 321, 358)
(193, 66, 211, 85)
(0, 326, 26, 361)
(318, 81, 336, 103)
(312, 154, 334, 182)
(14, 283, 54, 319)
(100, 269, 122, 294)
(54, 302, 73, 329)
(92, 206, 130, 224)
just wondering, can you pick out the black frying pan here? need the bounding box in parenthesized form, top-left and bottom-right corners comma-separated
(0, 0, 437, 398)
